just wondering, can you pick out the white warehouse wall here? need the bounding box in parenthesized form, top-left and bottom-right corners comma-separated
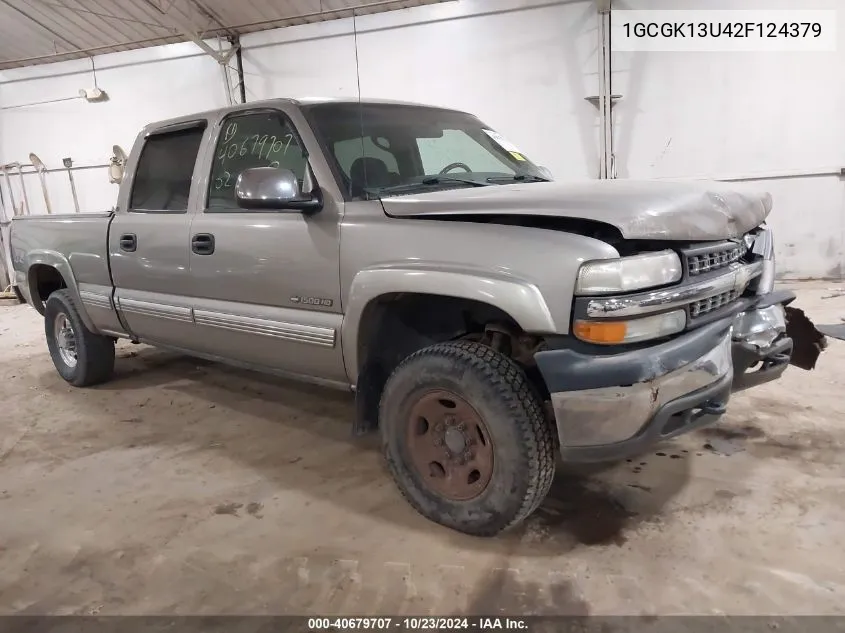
(0, 0, 841, 280)
(612, 0, 845, 279)
(240, 0, 602, 181)
(0, 42, 229, 216)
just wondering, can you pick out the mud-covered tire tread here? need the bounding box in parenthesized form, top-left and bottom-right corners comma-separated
(44, 289, 115, 387)
(380, 340, 555, 536)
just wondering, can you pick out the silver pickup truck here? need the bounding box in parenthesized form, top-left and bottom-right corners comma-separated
(10, 97, 824, 536)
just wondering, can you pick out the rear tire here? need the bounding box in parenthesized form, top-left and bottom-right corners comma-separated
(379, 341, 555, 536)
(45, 289, 115, 387)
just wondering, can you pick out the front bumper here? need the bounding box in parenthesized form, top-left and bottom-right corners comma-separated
(536, 295, 799, 463)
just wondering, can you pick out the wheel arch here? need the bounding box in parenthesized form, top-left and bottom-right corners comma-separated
(343, 267, 556, 435)
(342, 267, 556, 385)
(25, 251, 97, 332)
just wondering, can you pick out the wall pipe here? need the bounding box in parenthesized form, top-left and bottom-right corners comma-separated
(656, 167, 843, 183)
(596, 0, 614, 179)
(234, 36, 247, 104)
(596, 12, 607, 179)
(220, 59, 235, 106)
(0, 95, 84, 110)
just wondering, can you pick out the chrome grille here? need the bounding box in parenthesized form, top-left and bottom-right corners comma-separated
(687, 243, 744, 276)
(689, 289, 740, 318)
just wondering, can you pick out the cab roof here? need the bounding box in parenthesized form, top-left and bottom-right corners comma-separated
(143, 96, 467, 136)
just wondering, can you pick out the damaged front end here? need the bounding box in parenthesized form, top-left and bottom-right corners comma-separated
(730, 293, 827, 391)
(534, 223, 828, 463)
(730, 225, 826, 383)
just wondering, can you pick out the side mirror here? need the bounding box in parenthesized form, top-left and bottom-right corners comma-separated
(235, 166, 322, 212)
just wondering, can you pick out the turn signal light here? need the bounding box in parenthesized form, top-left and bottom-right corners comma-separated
(573, 310, 687, 345)
(573, 320, 628, 344)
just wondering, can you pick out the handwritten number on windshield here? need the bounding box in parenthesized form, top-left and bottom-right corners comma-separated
(223, 122, 238, 143)
(218, 129, 295, 166)
(213, 170, 233, 190)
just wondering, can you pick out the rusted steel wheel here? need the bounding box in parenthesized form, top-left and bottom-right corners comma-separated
(406, 390, 494, 501)
(380, 341, 556, 536)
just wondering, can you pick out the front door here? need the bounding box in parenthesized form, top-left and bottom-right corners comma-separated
(185, 108, 346, 384)
(109, 122, 207, 348)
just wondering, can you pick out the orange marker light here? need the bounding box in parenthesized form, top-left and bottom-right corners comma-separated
(573, 320, 628, 344)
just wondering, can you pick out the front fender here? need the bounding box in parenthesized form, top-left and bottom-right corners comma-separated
(341, 265, 556, 385)
(24, 250, 99, 333)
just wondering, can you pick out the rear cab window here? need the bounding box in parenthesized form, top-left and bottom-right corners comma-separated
(129, 124, 206, 213)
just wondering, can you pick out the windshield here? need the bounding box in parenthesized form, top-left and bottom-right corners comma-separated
(304, 102, 548, 200)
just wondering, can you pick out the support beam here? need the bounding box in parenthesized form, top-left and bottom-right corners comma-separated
(187, 0, 236, 38)
(218, 38, 239, 106)
(232, 36, 247, 104)
(140, 0, 228, 62)
(35, 2, 169, 29)
(141, 0, 241, 105)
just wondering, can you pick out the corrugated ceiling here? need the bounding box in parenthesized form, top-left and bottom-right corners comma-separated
(0, 0, 450, 70)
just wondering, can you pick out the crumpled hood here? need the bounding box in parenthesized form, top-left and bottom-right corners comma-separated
(380, 179, 772, 240)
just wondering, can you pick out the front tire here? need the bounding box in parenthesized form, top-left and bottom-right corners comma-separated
(379, 341, 555, 536)
(45, 289, 115, 387)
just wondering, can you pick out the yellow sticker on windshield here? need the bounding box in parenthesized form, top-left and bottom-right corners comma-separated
(510, 151, 527, 161)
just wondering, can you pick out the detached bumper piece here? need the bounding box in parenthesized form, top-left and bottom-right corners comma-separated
(816, 323, 845, 342)
(731, 302, 792, 392)
(785, 306, 827, 370)
(536, 293, 821, 463)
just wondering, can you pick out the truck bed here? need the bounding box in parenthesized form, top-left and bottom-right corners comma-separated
(11, 212, 115, 315)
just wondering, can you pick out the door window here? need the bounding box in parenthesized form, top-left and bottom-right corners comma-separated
(208, 112, 307, 210)
(129, 125, 205, 213)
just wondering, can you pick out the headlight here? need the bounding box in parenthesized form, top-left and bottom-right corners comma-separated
(575, 250, 682, 295)
(573, 309, 687, 345)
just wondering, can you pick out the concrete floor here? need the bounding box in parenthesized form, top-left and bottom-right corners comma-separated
(0, 282, 843, 616)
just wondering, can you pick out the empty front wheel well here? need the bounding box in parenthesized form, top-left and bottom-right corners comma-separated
(354, 293, 549, 434)
(28, 264, 67, 314)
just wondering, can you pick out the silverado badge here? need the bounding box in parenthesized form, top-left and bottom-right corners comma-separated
(290, 296, 333, 307)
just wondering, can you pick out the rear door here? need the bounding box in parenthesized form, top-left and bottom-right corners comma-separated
(185, 107, 346, 384)
(109, 121, 207, 347)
